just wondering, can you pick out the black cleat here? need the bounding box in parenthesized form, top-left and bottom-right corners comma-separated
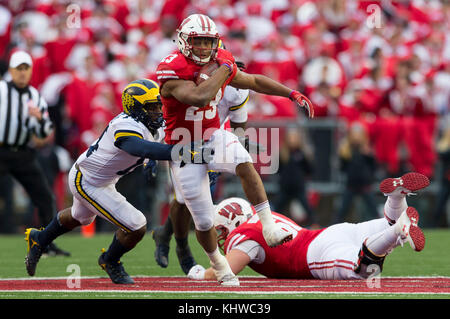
(152, 226, 170, 268)
(176, 246, 197, 275)
(24, 228, 45, 276)
(98, 252, 135, 284)
(43, 243, 71, 257)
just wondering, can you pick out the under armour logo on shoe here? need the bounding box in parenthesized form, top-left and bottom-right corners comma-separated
(411, 217, 418, 227)
(393, 178, 404, 187)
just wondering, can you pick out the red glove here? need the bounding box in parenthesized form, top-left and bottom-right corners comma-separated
(215, 48, 236, 74)
(289, 90, 314, 118)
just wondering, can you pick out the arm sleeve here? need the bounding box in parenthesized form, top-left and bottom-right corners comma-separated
(115, 135, 175, 160)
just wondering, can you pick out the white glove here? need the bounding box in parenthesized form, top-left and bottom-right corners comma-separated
(187, 264, 206, 280)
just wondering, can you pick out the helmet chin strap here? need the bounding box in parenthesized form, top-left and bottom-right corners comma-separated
(191, 52, 211, 65)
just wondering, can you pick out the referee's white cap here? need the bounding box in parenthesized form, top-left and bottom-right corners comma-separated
(9, 51, 33, 68)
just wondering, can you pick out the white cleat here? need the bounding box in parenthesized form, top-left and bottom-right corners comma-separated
(395, 207, 425, 252)
(218, 273, 240, 287)
(262, 223, 293, 248)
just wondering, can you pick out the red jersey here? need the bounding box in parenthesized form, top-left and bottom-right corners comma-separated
(156, 49, 237, 144)
(223, 212, 325, 279)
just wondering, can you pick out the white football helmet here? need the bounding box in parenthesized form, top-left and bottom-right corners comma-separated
(214, 197, 254, 249)
(176, 14, 220, 65)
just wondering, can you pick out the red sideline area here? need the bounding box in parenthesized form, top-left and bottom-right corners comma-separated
(0, 277, 449, 294)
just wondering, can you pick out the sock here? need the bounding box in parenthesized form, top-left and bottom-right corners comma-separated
(205, 247, 223, 265)
(384, 196, 407, 224)
(104, 234, 130, 263)
(162, 216, 174, 239)
(175, 236, 189, 250)
(205, 247, 232, 275)
(38, 213, 71, 247)
(364, 226, 399, 256)
(254, 200, 275, 227)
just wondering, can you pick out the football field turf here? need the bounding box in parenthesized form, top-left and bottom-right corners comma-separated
(0, 229, 449, 299)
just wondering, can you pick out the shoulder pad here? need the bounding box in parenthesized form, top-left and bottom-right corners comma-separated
(157, 52, 190, 83)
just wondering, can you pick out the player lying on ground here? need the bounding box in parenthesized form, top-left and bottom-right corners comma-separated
(187, 172, 429, 280)
(156, 13, 314, 286)
(24, 79, 212, 284)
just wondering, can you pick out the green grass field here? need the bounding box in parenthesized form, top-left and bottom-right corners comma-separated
(0, 228, 449, 299)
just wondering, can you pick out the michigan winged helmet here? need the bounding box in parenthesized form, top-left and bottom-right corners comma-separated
(121, 79, 164, 133)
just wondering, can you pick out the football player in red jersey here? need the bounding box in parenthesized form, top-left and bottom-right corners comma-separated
(188, 172, 429, 280)
(156, 14, 313, 286)
(151, 52, 253, 276)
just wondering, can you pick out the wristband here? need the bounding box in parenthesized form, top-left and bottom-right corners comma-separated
(221, 62, 233, 73)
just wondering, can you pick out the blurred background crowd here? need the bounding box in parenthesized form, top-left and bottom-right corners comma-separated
(0, 0, 449, 233)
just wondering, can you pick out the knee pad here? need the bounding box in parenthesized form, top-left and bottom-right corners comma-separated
(354, 241, 385, 278)
(192, 214, 214, 232)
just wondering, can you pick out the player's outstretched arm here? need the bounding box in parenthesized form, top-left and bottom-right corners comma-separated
(230, 69, 314, 118)
(188, 249, 251, 280)
(115, 136, 214, 164)
(115, 136, 174, 160)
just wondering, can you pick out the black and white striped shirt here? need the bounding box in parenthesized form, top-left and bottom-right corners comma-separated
(0, 80, 53, 148)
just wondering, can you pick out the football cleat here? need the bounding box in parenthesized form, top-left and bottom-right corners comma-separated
(24, 228, 45, 276)
(262, 224, 293, 248)
(395, 207, 425, 252)
(219, 273, 240, 287)
(176, 245, 198, 275)
(98, 252, 135, 284)
(379, 172, 430, 197)
(152, 226, 170, 268)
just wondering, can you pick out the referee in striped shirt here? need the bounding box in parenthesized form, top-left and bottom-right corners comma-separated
(0, 51, 69, 256)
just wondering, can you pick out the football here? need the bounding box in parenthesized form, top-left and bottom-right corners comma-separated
(195, 61, 219, 85)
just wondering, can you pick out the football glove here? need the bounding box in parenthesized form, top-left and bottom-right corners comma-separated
(178, 140, 215, 167)
(215, 49, 236, 74)
(143, 160, 158, 180)
(289, 90, 314, 118)
(235, 61, 246, 71)
(187, 264, 206, 280)
(208, 170, 221, 187)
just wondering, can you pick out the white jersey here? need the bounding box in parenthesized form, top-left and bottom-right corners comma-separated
(75, 113, 164, 187)
(218, 86, 249, 128)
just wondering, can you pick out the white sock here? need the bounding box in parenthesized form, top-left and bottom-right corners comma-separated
(205, 247, 222, 264)
(384, 196, 407, 223)
(364, 226, 399, 256)
(205, 247, 233, 275)
(254, 200, 275, 228)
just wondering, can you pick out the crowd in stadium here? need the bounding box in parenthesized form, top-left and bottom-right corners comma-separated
(0, 0, 449, 229)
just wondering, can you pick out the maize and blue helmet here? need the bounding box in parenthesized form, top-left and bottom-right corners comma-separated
(121, 79, 164, 133)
